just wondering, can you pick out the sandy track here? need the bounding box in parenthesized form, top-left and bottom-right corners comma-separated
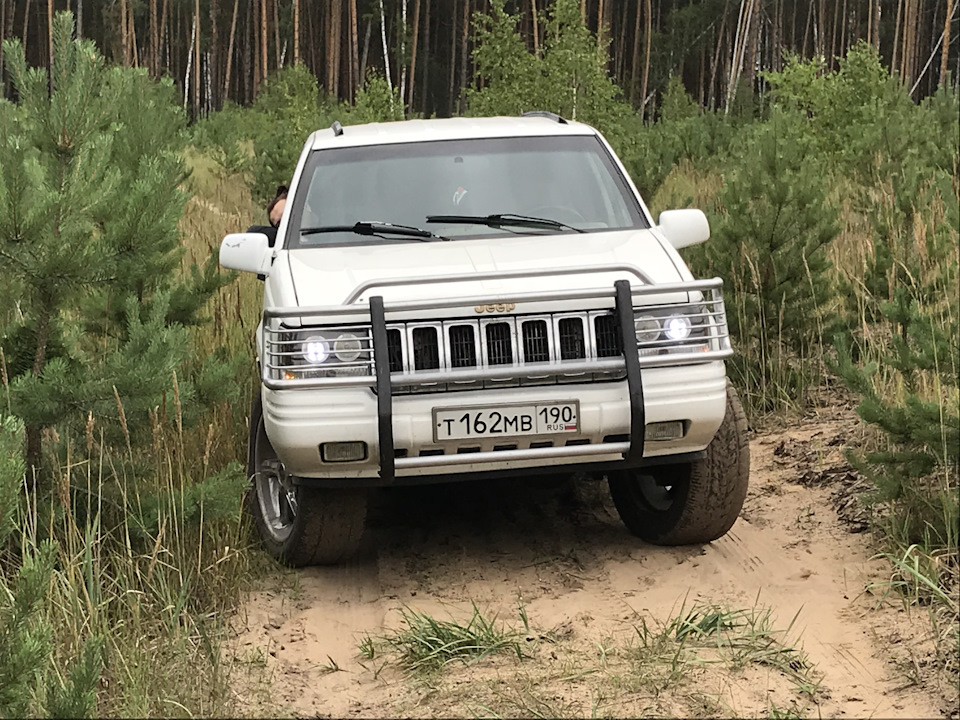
(230, 416, 954, 718)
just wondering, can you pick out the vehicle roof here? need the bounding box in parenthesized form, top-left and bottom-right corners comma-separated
(307, 115, 598, 150)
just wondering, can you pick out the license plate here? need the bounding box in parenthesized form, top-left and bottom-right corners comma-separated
(433, 402, 580, 441)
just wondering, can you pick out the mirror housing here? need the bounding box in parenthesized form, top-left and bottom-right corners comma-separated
(657, 209, 710, 250)
(220, 232, 272, 276)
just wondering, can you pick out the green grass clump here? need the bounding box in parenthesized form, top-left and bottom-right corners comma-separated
(376, 604, 526, 674)
(629, 597, 822, 705)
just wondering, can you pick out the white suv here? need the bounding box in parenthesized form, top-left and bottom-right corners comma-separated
(220, 113, 749, 566)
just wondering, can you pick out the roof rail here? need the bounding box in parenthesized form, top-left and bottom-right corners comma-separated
(521, 110, 568, 124)
(331, 120, 344, 136)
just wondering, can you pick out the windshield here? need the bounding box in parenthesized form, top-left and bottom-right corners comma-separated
(286, 135, 648, 248)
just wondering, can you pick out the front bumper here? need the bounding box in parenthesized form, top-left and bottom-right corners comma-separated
(259, 275, 733, 486)
(264, 359, 728, 482)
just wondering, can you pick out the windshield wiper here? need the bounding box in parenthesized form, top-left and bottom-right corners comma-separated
(425, 213, 585, 234)
(300, 221, 449, 242)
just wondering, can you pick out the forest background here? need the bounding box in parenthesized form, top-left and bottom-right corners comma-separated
(0, 0, 957, 716)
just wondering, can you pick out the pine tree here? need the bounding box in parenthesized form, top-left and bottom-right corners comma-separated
(0, 12, 230, 475)
(707, 113, 837, 356)
(830, 157, 959, 548)
(0, 416, 101, 718)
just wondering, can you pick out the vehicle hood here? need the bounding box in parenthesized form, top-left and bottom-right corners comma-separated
(282, 229, 684, 307)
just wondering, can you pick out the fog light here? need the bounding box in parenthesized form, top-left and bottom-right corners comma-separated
(320, 441, 367, 462)
(645, 421, 685, 441)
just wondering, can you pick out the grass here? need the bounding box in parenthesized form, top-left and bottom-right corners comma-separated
(361, 598, 824, 719)
(657, 147, 959, 696)
(371, 603, 526, 674)
(626, 596, 822, 707)
(3, 96, 953, 716)
(0, 148, 266, 717)
(8, 421, 256, 716)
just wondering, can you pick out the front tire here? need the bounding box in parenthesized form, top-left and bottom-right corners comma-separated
(608, 381, 749, 545)
(247, 391, 367, 566)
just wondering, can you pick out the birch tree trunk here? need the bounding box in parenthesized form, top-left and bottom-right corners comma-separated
(184, 14, 195, 108)
(193, 0, 201, 114)
(380, 0, 392, 91)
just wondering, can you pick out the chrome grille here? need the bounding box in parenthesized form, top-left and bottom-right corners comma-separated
(485, 322, 513, 365)
(259, 279, 733, 391)
(594, 314, 622, 357)
(522, 320, 550, 363)
(386, 310, 624, 394)
(558, 317, 586, 360)
(448, 325, 477, 368)
(387, 328, 404, 372)
(412, 327, 440, 370)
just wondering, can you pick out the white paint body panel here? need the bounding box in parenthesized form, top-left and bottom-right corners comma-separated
(234, 116, 728, 481)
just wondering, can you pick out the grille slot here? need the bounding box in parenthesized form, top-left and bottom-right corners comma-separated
(412, 327, 440, 370)
(485, 323, 513, 365)
(448, 325, 477, 368)
(594, 314, 622, 357)
(522, 320, 550, 363)
(386, 329, 404, 372)
(558, 317, 586, 360)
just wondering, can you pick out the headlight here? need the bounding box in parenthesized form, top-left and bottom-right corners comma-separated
(634, 315, 660, 342)
(663, 315, 692, 341)
(301, 336, 330, 364)
(333, 332, 362, 362)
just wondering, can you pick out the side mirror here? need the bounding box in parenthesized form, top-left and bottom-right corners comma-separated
(220, 232, 272, 276)
(657, 209, 710, 250)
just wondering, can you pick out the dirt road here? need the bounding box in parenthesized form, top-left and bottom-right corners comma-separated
(230, 413, 956, 718)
